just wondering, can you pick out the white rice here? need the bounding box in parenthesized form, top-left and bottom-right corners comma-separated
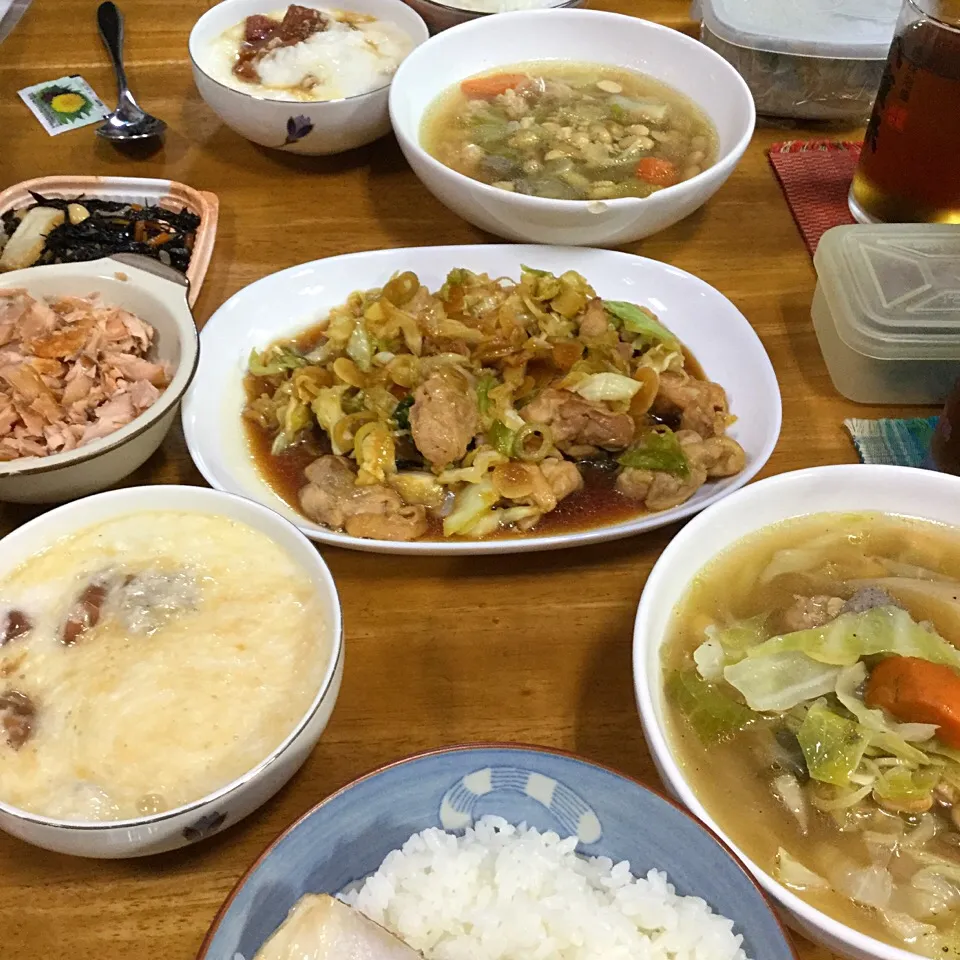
(341, 816, 752, 960)
(206, 11, 412, 101)
(433, 0, 566, 9)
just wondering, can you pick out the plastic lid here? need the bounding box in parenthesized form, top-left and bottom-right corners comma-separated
(814, 225, 960, 361)
(698, 0, 901, 59)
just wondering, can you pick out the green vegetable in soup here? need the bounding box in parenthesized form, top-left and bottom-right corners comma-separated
(604, 300, 680, 349)
(665, 669, 756, 744)
(746, 606, 960, 669)
(618, 426, 689, 477)
(874, 765, 940, 804)
(723, 652, 843, 712)
(706, 615, 770, 656)
(797, 701, 870, 786)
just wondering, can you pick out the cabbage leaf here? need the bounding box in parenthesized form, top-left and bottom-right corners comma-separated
(797, 701, 869, 786)
(603, 300, 679, 349)
(874, 765, 940, 803)
(747, 606, 960, 668)
(664, 670, 755, 744)
(572, 372, 641, 403)
(723, 652, 842, 712)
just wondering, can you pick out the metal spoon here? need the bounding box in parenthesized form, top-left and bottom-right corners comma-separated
(95, 1, 166, 142)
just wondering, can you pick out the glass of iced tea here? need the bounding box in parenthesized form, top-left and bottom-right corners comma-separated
(849, 0, 960, 224)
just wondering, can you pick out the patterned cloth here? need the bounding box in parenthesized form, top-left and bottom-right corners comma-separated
(768, 140, 863, 256)
(844, 417, 938, 468)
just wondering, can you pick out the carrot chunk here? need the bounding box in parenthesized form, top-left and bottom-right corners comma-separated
(636, 157, 679, 187)
(865, 655, 960, 747)
(460, 73, 529, 100)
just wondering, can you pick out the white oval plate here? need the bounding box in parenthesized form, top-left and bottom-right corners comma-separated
(181, 245, 781, 555)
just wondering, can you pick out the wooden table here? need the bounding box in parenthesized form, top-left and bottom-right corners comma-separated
(0, 2, 933, 958)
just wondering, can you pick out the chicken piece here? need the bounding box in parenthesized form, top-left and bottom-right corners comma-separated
(299, 456, 427, 542)
(521, 388, 634, 454)
(676, 431, 746, 479)
(653, 371, 730, 438)
(578, 298, 609, 339)
(540, 457, 584, 501)
(409, 373, 478, 467)
(616, 462, 709, 512)
(779, 595, 845, 633)
(253, 893, 419, 960)
(345, 506, 427, 541)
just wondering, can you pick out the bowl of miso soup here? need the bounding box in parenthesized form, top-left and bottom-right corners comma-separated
(387, 9, 755, 246)
(634, 464, 960, 960)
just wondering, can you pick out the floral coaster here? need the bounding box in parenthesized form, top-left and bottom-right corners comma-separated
(18, 75, 109, 135)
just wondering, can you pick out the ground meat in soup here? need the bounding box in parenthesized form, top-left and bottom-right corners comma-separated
(421, 61, 718, 202)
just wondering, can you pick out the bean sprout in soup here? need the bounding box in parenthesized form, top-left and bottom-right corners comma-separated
(421, 62, 718, 201)
(662, 512, 960, 957)
(0, 511, 329, 822)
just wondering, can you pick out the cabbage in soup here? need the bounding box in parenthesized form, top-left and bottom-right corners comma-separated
(662, 513, 960, 957)
(421, 61, 718, 202)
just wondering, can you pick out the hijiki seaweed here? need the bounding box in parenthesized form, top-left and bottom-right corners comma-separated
(0, 192, 200, 273)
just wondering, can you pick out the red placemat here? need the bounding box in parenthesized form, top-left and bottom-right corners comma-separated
(768, 140, 862, 255)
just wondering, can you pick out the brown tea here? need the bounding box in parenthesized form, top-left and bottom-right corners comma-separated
(850, 8, 960, 223)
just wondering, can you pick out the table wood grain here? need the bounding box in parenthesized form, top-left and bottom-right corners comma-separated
(0, 3, 934, 959)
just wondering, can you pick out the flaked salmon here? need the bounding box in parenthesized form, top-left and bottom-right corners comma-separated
(0, 289, 171, 462)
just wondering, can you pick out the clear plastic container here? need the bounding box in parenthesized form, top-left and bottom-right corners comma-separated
(695, 0, 901, 121)
(812, 224, 960, 404)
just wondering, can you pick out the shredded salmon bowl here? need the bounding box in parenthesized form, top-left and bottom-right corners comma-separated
(242, 266, 746, 542)
(0, 289, 171, 463)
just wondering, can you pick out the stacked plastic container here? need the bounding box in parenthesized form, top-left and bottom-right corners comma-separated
(692, 0, 901, 121)
(812, 225, 960, 404)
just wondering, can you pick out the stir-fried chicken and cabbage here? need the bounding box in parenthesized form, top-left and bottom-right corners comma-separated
(664, 514, 960, 956)
(242, 267, 745, 541)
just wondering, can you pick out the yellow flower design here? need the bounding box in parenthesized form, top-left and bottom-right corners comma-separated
(50, 92, 87, 115)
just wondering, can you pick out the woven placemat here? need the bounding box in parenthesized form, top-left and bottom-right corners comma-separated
(768, 140, 862, 255)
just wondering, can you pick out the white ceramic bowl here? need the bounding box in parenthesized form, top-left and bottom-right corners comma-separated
(404, 0, 583, 34)
(633, 464, 960, 960)
(0, 256, 199, 504)
(180, 243, 781, 555)
(0, 484, 343, 858)
(189, 0, 429, 155)
(388, 9, 756, 245)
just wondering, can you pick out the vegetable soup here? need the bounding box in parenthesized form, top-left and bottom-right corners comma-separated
(420, 61, 718, 201)
(662, 512, 960, 956)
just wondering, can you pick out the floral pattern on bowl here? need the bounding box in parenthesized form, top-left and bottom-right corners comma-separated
(184, 810, 228, 842)
(283, 115, 314, 146)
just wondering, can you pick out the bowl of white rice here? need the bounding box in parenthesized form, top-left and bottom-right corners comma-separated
(403, 0, 584, 34)
(189, 0, 429, 154)
(198, 744, 797, 960)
